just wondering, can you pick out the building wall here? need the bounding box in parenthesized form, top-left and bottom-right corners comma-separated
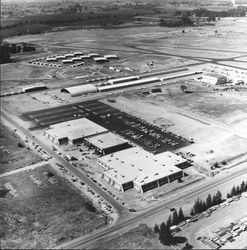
(202, 75, 227, 85)
(84, 139, 131, 156)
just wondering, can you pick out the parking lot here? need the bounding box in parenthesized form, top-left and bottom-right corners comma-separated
(22, 100, 192, 154)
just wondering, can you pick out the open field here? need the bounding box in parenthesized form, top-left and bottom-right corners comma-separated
(0, 123, 42, 174)
(103, 91, 247, 173)
(0, 164, 107, 249)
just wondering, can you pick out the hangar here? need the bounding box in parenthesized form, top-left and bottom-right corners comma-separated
(98, 77, 160, 92)
(98, 147, 184, 193)
(93, 57, 109, 63)
(61, 84, 98, 97)
(44, 118, 108, 145)
(84, 132, 131, 156)
(23, 84, 48, 92)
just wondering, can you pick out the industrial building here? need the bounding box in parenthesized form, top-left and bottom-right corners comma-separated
(61, 84, 98, 97)
(44, 118, 108, 145)
(89, 53, 99, 58)
(46, 57, 58, 62)
(23, 84, 48, 92)
(62, 59, 74, 64)
(108, 76, 140, 85)
(98, 77, 160, 92)
(201, 73, 227, 85)
(93, 57, 109, 63)
(104, 55, 119, 59)
(98, 147, 185, 193)
(73, 51, 84, 56)
(84, 132, 131, 155)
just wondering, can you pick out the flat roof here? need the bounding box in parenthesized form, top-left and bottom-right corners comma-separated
(100, 147, 182, 185)
(203, 73, 226, 78)
(85, 132, 128, 150)
(47, 118, 108, 141)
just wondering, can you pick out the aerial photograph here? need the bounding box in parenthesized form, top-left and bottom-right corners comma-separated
(0, 0, 247, 249)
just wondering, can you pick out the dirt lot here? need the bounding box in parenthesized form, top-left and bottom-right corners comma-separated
(0, 164, 107, 249)
(102, 91, 247, 173)
(0, 123, 42, 174)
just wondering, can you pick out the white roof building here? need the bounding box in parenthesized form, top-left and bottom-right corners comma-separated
(61, 84, 98, 97)
(44, 118, 108, 145)
(98, 147, 184, 193)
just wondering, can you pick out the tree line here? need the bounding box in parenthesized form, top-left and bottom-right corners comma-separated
(226, 181, 247, 198)
(190, 191, 222, 216)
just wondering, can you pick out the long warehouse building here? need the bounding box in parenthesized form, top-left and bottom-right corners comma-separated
(98, 77, 160, 92)
(98, 147, 185, 193)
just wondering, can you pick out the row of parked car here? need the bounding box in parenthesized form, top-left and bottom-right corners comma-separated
(26, 139, 52, 161)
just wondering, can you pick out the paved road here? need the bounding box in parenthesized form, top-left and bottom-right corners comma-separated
(56, 161, 247, 249)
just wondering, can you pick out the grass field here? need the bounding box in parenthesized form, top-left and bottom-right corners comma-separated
(0, 164, 107, 249)
(0, 123, 42, 174)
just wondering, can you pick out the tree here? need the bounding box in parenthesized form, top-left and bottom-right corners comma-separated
(180, 85, 187, 93)
(215, 190, 222, 204)
(236, 185, 240, 195)
(159, 222, 172, 245)
(226, 192, 231, 198)
(240, 181, 245, 192)
(166, 215, 172, 227)
(154, 223, 160, 233)
(183, 242, 193, 249)
(190, 208, 194, 216)
(0, 43, 11, 64)
(172, 210, 179, 225)
(230, 185, 236, 197)
(206, 194, 212, 209)
(181, 14, 193, 26)
(178, 207, 185, 223)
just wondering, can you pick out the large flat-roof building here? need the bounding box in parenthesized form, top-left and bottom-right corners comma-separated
(98, 147, 185, 193)
(44, 118, 108, 145)
(84, 132, 131, 156)
(201, 73, 227, 85)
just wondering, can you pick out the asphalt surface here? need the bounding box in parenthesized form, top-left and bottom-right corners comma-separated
(22, 100, 192, 153)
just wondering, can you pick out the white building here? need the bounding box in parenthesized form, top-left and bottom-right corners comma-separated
(98, 147, 185, 193)
(44, 118, 108, 145)
(201, 73, 227, 85)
